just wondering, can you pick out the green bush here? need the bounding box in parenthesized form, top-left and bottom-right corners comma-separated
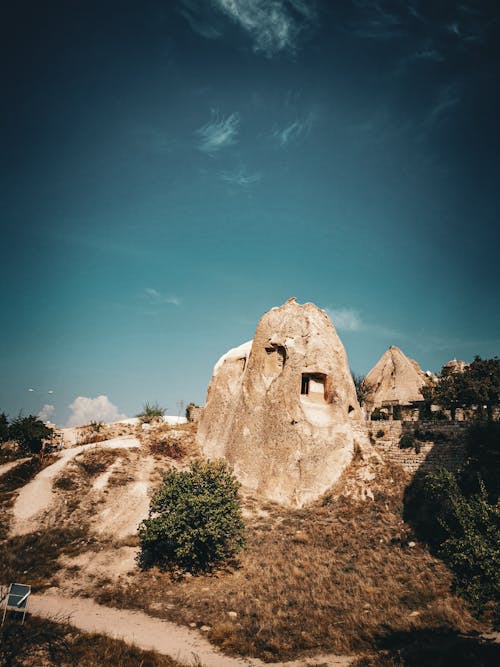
(138, 460, 245, 572)
(0, 413, 9, 443)
(416, 468, 499, 620)
(8, 414, 53, 454)
(462, 422, 500, 501)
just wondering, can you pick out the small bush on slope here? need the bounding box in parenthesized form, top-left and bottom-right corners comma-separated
(138, 460, 245, 572)
(7, 414, 54, 454)
(406, 467, 499, 625)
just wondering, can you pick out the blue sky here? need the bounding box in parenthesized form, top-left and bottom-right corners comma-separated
(1, 1, 499, 425)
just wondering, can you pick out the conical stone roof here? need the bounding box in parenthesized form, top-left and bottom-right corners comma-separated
(363, 345, 429, 407)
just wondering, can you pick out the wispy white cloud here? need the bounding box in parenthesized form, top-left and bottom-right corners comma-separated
(327, 306, 401, 340)
(215, 0, 316, 55)
(327, 307, 363, 332)
(180, 0, 317, 57)
(350, 0, 405, 40)
(67, 396, 126, 427)
(179, 0, 223, 39)
(38, 404, 55, 422)
(409, 48, 444, 63)
(196, 110, 240, 155)
(144, 288, 180, 306)
(427, 83, 460, 126)
(220, 165, 262, 187)
(273, 111, 314, 146)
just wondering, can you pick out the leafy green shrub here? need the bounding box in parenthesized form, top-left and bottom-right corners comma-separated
(462, 422, 500, 501)
(8, 414, 53, 454)
(0, 412, 9, 443)
(138, 460, 245, 572)
(137, 402, 166, 424)
(415, 468, 499, 620)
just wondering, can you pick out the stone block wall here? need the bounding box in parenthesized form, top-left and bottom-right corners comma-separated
(368, 420, 468, 474)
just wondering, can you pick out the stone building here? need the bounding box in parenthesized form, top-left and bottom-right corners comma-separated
(363, 346, 431, 419)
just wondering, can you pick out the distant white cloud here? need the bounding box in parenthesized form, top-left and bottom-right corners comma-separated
(67, 396, 126, 427)
(196, 111, 240, 155)
(327, 307, 363, 332)
(38, 404, 55, 422)
(327, 306, 401, 340)
(429, 84, 460, 123)
(215, 0, 316, 55)
(220, 166, 262, 187)
(180, 0, 317, 57)
(144, 288, 180, 306)
(273, 112, 314, 146)
(179, 0, 223, 39)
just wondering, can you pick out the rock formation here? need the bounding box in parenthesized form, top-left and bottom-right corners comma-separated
(441, 359, 468, 376)
(197, 298, 369, 507)
(363, 345, 429, 408)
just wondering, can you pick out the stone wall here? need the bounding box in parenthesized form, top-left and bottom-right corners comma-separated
(368, 421, 468, 474)
(186, 404, 204, 423)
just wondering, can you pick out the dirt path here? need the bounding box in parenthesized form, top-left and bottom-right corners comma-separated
(0, 457, 30, 478)
(11, 437, 141, 536)
(29, 592, 354, 667)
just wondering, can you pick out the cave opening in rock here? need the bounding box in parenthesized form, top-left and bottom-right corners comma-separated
(301, 373, 327, 402)
(264, 345, 286, 376)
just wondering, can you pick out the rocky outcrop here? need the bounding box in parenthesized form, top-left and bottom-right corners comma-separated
(197, 298, 371, 507)
(363, 346, 429, 408)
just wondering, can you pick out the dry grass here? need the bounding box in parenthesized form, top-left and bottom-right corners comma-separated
(139, 422, 200, 461)
(0, 615, 194, 666)
(0, 526, 95, 590)
(72, 421, 137, 445)
(0, 455, 58, 540)
(53, 448, 130, 491)
(89, 461, 485, 662)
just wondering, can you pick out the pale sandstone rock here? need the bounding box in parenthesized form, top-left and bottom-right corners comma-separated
(197, 298, 370, 507)
(363, 345, 429, 408)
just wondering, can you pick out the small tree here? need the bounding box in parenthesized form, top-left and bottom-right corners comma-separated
(424, 356, 500, 421)
(138, 460, 245, 572)
(8, 414, 54, 454)
(463, 356, 500, 421)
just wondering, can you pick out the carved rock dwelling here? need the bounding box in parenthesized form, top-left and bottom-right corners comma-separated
(197, 298, 369, 506)
(363, 345, 431, 415)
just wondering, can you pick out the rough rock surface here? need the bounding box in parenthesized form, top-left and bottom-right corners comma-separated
(197, 298, 369, 506)
(363, 345, 429, 408)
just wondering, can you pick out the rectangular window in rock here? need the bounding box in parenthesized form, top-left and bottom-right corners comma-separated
(301, 373, 326, 401)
